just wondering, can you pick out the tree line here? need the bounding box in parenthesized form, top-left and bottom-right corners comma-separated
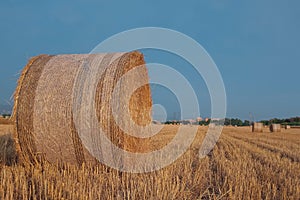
(164, 117, 300, 126)
(260, 117, 300, 126)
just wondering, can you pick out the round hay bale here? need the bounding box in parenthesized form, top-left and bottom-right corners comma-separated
(12, 52, 152, 166)
(270, 124, 281, 132)
(252, 122, 263, 132)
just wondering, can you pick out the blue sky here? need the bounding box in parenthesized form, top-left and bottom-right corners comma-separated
(0, 0, 299, 120)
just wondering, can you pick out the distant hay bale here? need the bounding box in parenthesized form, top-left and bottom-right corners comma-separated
(13, 52, 152, 165)
(270, 124, 281, 132)
(252, 122, 263, 132)
(285, 125, 291, 129)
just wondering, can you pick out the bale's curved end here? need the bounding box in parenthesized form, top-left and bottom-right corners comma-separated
(13, 52, 152, 166)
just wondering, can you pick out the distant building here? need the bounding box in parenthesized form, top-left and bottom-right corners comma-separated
(188, 119, 196, 124)
(196, 117, 203, 122)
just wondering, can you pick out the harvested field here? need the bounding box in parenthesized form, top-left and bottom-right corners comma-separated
(0, 118, 12, 125)
(0, 125, 13, 135)
(0, 125, 299, 199)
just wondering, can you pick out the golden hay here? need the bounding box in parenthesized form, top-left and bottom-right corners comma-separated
(270, 124, 281, 132)
(252, 122, 263, 132)
(13, 52, 152, 166)
(0, 117, 13, 125)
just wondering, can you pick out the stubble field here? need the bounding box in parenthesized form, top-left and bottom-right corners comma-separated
(0, 124, 299, 199)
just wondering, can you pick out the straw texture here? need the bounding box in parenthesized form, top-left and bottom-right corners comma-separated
(270, 124, 281, 132)
(252, 122, 263, 132)
(13, 52, 152, 165)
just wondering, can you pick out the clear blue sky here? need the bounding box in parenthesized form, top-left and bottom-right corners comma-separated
(0, 0, 299, 120)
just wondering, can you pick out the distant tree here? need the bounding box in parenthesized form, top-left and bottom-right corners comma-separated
(199, 119, 210, 126)
(229, 118, 243, 126)
(1, 114, 11, 118)
(291, 117, 300, 122)
(260, 120, 270, 126)
(223, 118, 245, 126)
(224, 118, 231, 126)
(243, 120, 250, 126)
(270, 118, 285, 124)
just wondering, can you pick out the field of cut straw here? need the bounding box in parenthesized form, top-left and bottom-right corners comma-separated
(0, 125, 299, 199)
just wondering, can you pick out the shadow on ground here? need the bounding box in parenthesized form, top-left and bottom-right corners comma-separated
(0, 134, 17, 165)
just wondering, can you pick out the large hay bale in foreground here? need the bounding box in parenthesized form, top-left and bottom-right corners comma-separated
(252, 122, 263, 132)
(13, 52, 152, 165)
(270, 124, 281, 132)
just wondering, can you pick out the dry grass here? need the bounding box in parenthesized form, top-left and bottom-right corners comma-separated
(0, 118, 13, 125)
(209, 127, 300, 199)
(0, 125, 299, 199)
(0, 125, 13, 134)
